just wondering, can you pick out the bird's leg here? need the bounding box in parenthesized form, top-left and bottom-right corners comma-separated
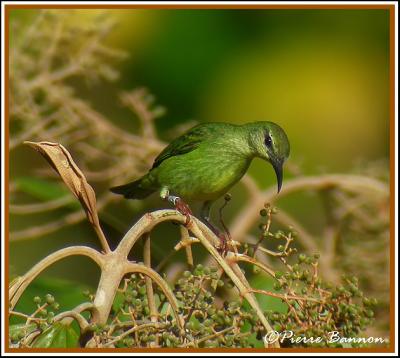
(160, 187, 192, 225)
(201, 201, 228, 255)
(219, 194, 236, 254)
(200, 201, 217, 232)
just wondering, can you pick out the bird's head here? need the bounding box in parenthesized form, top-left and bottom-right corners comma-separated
(246, 121, 290, 193)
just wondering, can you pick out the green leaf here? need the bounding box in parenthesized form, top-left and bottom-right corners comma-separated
(10, 323, 37, 337)
(66, 324, 80, 347)
(32, 322, 79, 348)
(243, 274, 288, 348)
(32, 324, 59, 348)
(112, 291, 125, 313)
(248, 274, 288, 313)
(15, 177, 71, 201)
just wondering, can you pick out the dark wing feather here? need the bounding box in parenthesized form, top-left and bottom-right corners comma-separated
(152, 123, 223, 169)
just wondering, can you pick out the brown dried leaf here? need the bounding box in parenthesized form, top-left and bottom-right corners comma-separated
(23, 141, 99, 226)
(24, 140, 110, 252)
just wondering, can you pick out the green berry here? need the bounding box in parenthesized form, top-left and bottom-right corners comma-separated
(260, 209, 268, 217)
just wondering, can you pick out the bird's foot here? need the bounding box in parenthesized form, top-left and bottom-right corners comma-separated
(216, 193, 235, 255)
(216, 232, 229, 257)
(169, 196, 193, 225)
(201, 216, 231, 256)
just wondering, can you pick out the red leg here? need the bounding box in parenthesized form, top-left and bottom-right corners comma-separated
(174, 197, 193, 225)
(217, 232, 228, 256)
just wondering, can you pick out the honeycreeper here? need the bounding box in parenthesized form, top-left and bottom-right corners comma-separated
(110, 121, 290, 244)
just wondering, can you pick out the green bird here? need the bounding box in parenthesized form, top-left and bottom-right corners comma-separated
(110, 121, 290, 245)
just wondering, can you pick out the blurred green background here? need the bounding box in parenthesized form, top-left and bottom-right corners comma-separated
(118, 9, 390, 171)
(11, 8, 389, 170)
(9, 8, 390, 325)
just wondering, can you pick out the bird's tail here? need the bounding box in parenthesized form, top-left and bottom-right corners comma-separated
(110, 176, 155, 199)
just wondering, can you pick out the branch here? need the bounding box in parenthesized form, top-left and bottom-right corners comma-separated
(143, 233, 159, 347)
(102, 322, 166, 348)
(231, 174, 389, 241)
(186, 220, 278, 348)
(123, 262, 184, 331)
(228, 253, 276, 279)
(114, 209, 277, 346)
(250, 288, 322, 303)
(179, 226, 194, 268)
(9, 246, 104, 310)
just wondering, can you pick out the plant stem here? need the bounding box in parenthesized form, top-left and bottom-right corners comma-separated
(91, 252, 125, 325)
(231, 174, 389, 241)
(9, 246, 104, 310)
(180, 226, 194, 267)
(143, 233, 159, 347)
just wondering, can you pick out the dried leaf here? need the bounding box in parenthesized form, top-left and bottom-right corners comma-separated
(23, 141, 99, 227)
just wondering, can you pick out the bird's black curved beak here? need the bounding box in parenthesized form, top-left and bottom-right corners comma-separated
(272, 159, 283, 193)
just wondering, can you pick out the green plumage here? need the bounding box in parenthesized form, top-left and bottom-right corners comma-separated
(110, 121, 290, 202)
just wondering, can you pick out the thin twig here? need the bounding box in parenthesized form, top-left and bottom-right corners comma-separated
(250, 288, 322, 303)
(143, 233, 159, 347)
(231, 174, 389, 241)
(10, 246, 104, 310)
(102, 322, 166, 347)
(182, 326, 234, 348)
(179, 226, 194, 268)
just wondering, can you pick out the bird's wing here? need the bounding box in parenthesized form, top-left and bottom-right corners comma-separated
(152, 123, 224, 169)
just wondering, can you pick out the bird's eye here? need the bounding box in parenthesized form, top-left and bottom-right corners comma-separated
(265, 134, 273, 147)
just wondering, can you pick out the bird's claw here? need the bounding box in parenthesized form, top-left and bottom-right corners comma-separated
(216, 232, 229, 256)
(174, 197, 193, 225)
(201, 216, 230, 256)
